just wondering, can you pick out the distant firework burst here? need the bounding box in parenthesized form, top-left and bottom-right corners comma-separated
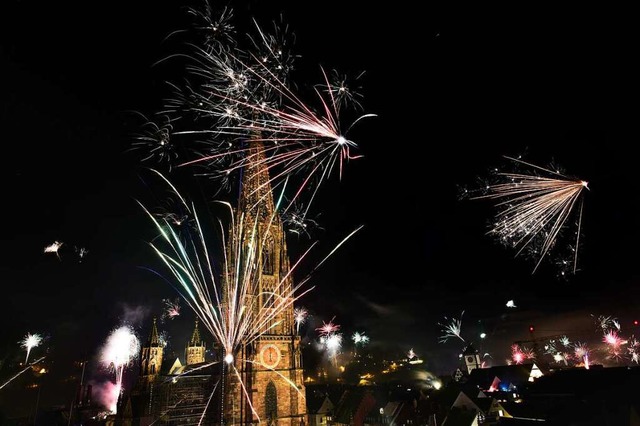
(510, 344, 534, 365)
(44, 241, 63, 260)
(593, 314, 618, 332)
(319, 69, 366, 113)
(319, 332, 343, 366)
(465, 155, 588, 275)
(99, 325, 140, 413)
(162, 298, 181, 320)
(129, 113, 177, 171)
(316, 318, 340, 337)
(294, 307, 308, 334)
(438, 312, 465, 343)
(352, 331, 369, 346)
(20, 332, 42, 364)
(282, 204, 323, 238)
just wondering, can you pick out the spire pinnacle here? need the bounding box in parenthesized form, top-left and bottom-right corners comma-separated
(189, 318, 203, 347)
(148, 317, 160, 347)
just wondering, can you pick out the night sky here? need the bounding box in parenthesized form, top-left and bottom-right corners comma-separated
(1, 0, 639, 412)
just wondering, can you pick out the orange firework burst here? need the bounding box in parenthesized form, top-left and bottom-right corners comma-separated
(468, 155, 588, 275)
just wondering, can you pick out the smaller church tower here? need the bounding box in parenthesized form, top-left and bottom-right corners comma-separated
(185, 319, 206, 365)
(462, 343, 482, 374)
(140, 317, 164, 382)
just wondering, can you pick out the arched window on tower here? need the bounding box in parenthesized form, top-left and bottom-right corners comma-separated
(262, 235, 275, 276)
(265, 381, 278, 425)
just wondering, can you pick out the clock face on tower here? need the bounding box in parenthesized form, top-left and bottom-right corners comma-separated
(260, 344, 281, 369)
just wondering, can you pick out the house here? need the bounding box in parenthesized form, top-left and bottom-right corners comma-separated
(332, 387, 379, 426)
(308, 392, 336, 426)
(379, 400, 416, 426)
(466, 364, 543, 393)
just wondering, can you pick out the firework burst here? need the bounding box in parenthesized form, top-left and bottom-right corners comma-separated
(44, 241, 63, 260)
(316, 318, 341, 337)
(438, 311, 465, 343)
(20, 332, 43, 364)
(162, 298, 181, 320)
(148, 5, 375, 215)
(129, 113, 177, 171)
(467, 155, 588, 274)
(510, 344, 534, 364)
(282, 203, 323, 238)
(99, 325, 140, 413)
(352, 331, 370, 346)
(294, 307, 308, 334)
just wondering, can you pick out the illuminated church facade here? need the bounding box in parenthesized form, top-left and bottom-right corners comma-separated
(119, 142, 307, 425)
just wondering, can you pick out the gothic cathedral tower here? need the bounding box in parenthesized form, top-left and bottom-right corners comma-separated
(186, 319, 206, 365)
(139, 317, 164, 383)
(227, 141, 306, 426)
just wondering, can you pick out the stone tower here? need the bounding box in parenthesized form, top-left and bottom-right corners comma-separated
(225, 141, 307, 426)
(186, 319, 206, 365)
(139, 317, 164, 381)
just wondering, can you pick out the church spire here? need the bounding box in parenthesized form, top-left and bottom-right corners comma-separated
(239, 140, 276, 219)
(186, 319, 206, 365)
(189, 318, 203, 346)
(139, 317, 164, 380)
(148, 317, 160, 347)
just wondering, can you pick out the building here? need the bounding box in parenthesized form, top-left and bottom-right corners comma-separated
(119, 141, 306, 425)
(224, 141, 307, 426)
(119, 319, 216, 425)
(462, 344, 482, 375)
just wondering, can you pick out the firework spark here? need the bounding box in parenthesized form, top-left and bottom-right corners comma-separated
(316, 318, 340, 337)
(282, 204, 323, 238)
(76, 246, 89, 262)
(603, 330, 624, 348)
(438, 311, 465, 343)
(627, 338, 640, 364)
(506, 300, 516, 308)
(20, 333, 43, 364)
(593, 314, 618, 331)
(468, 156, 588, 274)
(559, 335, 571, 347)
(352, 331, 369, 346)
(162, 298, 181, 320)
(319, 69, 366, 113)
(129, 114, 177, 170)
(573, 342, 589, 360)
(294, 307, 308, 334)
(99, 325, 140, 413)
(44, 241, 63, 260)
(319, 332, 343, 366)
(511, 344, 534, 364)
